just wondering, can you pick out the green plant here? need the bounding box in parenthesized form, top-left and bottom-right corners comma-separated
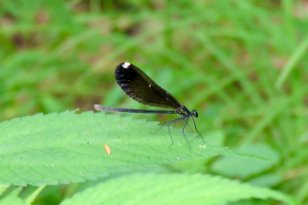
(0, 0, 307, 204)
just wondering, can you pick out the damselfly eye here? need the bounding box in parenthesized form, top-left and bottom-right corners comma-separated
(192, 110, 198, 118)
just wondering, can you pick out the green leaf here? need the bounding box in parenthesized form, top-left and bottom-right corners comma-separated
(60, 173, 296, 205)
(0, 185, 9, 195)
(24, 185, 46, 205)
(0, 111, 269, 186)
(275, 36, 308, 89)
(212, 143, 279, 178)
(0, 188, 24, 205)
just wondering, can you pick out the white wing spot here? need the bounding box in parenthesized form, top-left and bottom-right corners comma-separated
(122, 62, 131, 69)
(149, 84, 152, 88)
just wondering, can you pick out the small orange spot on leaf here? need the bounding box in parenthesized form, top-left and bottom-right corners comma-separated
(104, 144, 111, 155)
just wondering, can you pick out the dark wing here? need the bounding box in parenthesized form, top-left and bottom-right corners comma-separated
(115, 62, 182, 109)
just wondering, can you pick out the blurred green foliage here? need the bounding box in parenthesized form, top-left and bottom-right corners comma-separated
(0, 0, 307, 204)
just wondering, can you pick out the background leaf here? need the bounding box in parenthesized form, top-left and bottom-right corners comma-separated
(60, 173, 296, 205)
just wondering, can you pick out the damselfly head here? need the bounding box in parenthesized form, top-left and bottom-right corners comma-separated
(192, 109, 198, 118)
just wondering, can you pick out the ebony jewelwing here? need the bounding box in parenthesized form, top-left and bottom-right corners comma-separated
(94, 62, 205, 146)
